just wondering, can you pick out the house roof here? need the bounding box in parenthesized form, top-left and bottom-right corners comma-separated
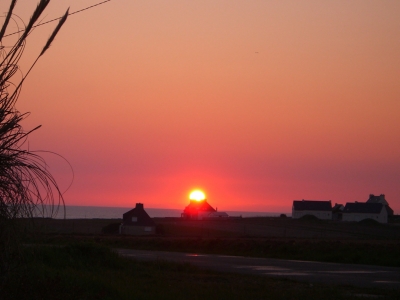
(292, 200, 332, 211)
(366, 194, 394, 215)
(343, 202, 384, 214)
(123, 203, 155, 226)
(367, 194, 388, 205)
(183, 200, 216, 214)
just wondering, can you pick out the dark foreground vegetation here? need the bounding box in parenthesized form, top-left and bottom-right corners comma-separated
(38, 234, 400, 268)
(2, 243, 399, 300)
(4, 217, 398, 299)
(25, 217, 400, 268)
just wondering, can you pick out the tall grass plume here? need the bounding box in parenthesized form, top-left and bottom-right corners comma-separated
(0, 0, 69, 282)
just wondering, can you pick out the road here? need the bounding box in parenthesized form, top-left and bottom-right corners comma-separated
(116, 248, 400, 289)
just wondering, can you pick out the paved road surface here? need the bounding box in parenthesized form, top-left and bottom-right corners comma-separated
(116, 249, 400, 289)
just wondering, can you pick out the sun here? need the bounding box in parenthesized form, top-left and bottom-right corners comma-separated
(189, 189, 206, 201)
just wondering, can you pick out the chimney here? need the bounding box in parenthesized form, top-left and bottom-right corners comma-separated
(136, 203, 144, 210)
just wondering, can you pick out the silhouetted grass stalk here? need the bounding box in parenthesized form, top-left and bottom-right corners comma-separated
(0, 0, 68, 281)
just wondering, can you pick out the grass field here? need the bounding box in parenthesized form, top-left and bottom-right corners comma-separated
(38, 235, 400, 268)
(24, 216, 400, 267)
(26, 216, 400, 239)
(3, 217, 400, 299)
(2, 243, 400, 300)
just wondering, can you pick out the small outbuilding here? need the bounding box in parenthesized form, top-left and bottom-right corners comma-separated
(332, 203, 345, 220)
(119, 203, 156, 235)
(292, 200, 332, 220)
(342, 202, 388, 223)
(206, 211, 229, 219)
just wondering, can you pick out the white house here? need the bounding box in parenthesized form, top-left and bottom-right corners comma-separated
(120, 203, 156, 235)
(342, 202, 388, 223)
(366, 194, 394, 217)
(292, 200, 332, 220)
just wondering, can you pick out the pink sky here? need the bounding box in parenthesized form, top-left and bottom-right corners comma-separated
(3, 0, 400, 212)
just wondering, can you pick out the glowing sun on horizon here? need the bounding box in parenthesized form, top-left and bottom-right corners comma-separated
(189, 190, 206, 201)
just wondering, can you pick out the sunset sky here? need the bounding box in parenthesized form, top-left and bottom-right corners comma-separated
(2, 0, 400, 212)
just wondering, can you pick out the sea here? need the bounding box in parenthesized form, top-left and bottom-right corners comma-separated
(43, 205, 289, 219)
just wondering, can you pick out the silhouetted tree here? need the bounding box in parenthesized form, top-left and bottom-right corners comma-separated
(0, 0, 68, 282)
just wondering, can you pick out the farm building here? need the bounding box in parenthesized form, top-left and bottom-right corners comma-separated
(292, 200, 332, 220)
(342, 202, 388, 223)
(119, 203, 156, 235)
(181, 199, 228, 220)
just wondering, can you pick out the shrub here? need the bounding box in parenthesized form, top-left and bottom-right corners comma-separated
(358, 218, 381, 226)
(299, 214, 320, 221)
(102, 223, 121, 234)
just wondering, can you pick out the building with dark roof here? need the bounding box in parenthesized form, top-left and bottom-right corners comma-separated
(292, 200, 332, 220)
(366, 194, 394, 216)
(342, 202, 388, 223)
(181, 199, 228, 220)
(119, 203, 156, 235)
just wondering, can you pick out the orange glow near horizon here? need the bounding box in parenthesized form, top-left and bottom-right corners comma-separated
(189, 190, 206, 202)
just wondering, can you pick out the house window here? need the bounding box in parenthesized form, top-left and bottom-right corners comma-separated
(144, 227, 152, 232)
(132, 217, 137, 222)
